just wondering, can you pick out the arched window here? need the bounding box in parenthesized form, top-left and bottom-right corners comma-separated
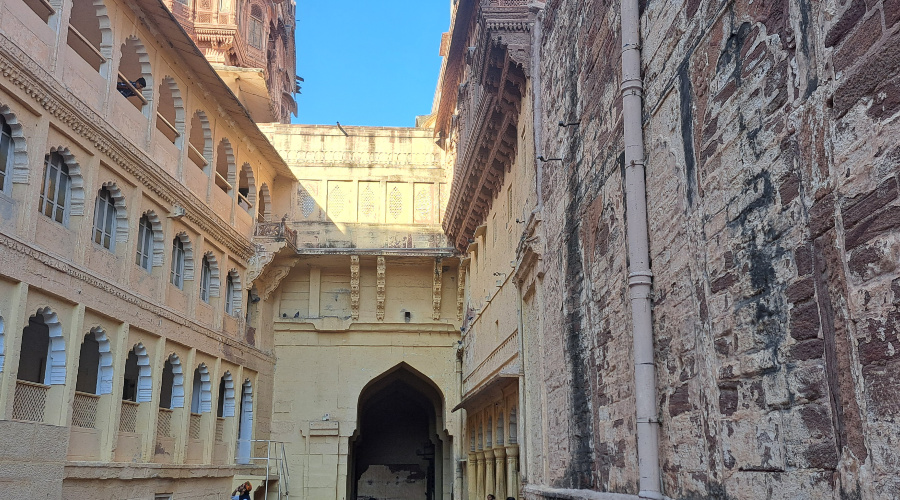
(171, 237, 185, 289)
(217, 372, 235, 418)
(258, 183, 271, 222)
(248, 5, 264, 49)
(76, 330, 103, 394)
(122, 343, 151, 403)
(66, 0, 111, 74)
(156, 77, 184, 146)
(136, 215, 154, 270)
(117, 37, 152, 113)
(17, 309, 66, 386)
(39, 152, 71, 225)
(189, 111, 212, 172)
(191, 363, 211, 414)
(14, 309, 65, 422)
(92, 188, 117, 250)
(200, 255, 212, 303)
(215, 138, 235, 194)
(0, 116, 11, 192)
(238, 163, 255, 212)
(159, 353, 184, 410)
(225, 270, 241, 317)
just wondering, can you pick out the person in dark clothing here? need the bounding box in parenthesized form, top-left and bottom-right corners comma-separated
(117, 77, 146, 98)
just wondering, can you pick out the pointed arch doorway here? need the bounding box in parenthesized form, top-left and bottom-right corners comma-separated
(349, 363, 450, 500)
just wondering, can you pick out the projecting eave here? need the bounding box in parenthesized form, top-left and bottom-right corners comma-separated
(452, 372, 519, 413)
(136, 0, 296, 181)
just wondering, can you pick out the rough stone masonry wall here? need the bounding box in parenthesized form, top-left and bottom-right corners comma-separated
(533, 0, 900, 499)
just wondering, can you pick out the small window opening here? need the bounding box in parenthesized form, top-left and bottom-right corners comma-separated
(39, 152, 71, 226)
(92, 188, 117, 251)
(189, 111, 211, 171)
(160, 358, 174, 409)
(122, 350, 139, 402)
(238, 164, 254, 212)
(170, 237, 185, 289)
(225, 274, 236, 316)
(18, 316, 50, 385)
(249, 5, 264, 49)
(117, 38, 149, 111)
(75, 333, 101, 394)
(200, 255, 212, 304)
(215, 139, 234, 194)
(136, 215, 154, 271)
(156, 78, 182, 145)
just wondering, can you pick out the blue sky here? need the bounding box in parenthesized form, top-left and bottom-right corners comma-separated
(293, 1, 449, 127)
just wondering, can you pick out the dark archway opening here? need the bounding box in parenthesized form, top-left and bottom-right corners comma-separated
(349, 364, 447, 500)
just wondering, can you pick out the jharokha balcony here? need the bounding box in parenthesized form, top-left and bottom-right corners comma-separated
(438, 0, 536, 251)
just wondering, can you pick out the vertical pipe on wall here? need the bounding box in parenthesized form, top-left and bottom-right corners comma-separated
(620, 0, 662, 498)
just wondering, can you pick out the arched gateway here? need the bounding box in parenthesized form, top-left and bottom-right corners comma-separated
(349, 363, 451, 500)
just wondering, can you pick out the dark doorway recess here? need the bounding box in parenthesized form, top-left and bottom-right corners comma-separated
(349, 363, 449, 500)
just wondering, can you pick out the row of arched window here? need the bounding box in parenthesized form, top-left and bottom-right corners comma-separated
(0, 112, 244, 316)
(16, 0, 271, 222)
(4, 306, 255, 462)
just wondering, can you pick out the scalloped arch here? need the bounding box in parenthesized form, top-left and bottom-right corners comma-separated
(0, 105, 28, 186)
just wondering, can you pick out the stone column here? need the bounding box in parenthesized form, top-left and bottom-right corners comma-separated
(476, 450, 485, 500)
(468, 452, 477, 500)
(484, 448, 496, 498)
(494, 446, 507, 499)
(506, 445, 519, 499)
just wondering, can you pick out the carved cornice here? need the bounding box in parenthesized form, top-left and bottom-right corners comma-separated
(0, 33, 255, 261)
(0, 232, 272, 363)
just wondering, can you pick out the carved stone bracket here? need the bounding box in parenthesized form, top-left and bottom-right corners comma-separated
(376, 256, 386, 321)
(433, 258, 443, 321)
(442, 3, 534, 251)
(457, 264, 467, 321)
(350, 255, 360, 321)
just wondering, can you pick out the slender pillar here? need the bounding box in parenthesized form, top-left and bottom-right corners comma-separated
(494, 446, 507, 499)
(468, 452, 477, 500)
(484, 448, 496, 498)
(476, 450, 485, 500)
(506, 445, 519, 499)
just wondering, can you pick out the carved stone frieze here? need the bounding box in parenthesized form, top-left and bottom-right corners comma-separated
(376, 256, 386, 321)
(433, 258, 443, 321)
(0, 33, 254, 260)
(350, 255, 360, 321)
(0, 232, 269, 360)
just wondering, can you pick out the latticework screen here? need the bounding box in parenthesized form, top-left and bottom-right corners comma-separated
(215, 417, 225, 442)
(71, 392, 100, 429)
(12, 380, 48, 423)
(190, 413, 202, 440)
(119, 400, 139, 433)
(157, 408, 173, 438)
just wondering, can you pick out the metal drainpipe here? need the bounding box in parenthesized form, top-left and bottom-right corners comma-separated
(620, 0, 662, 499)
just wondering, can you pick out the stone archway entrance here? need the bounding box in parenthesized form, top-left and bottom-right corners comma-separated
(349, 364, 448, 500)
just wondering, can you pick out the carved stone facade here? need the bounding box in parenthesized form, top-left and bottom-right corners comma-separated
(438, 0, 900, 499)
(0, 0, 295, 496)
(164, 0, 297, 123)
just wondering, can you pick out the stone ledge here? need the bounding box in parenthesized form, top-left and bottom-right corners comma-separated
(523, 485, 646, 500)
(64, 462, 266, 480)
